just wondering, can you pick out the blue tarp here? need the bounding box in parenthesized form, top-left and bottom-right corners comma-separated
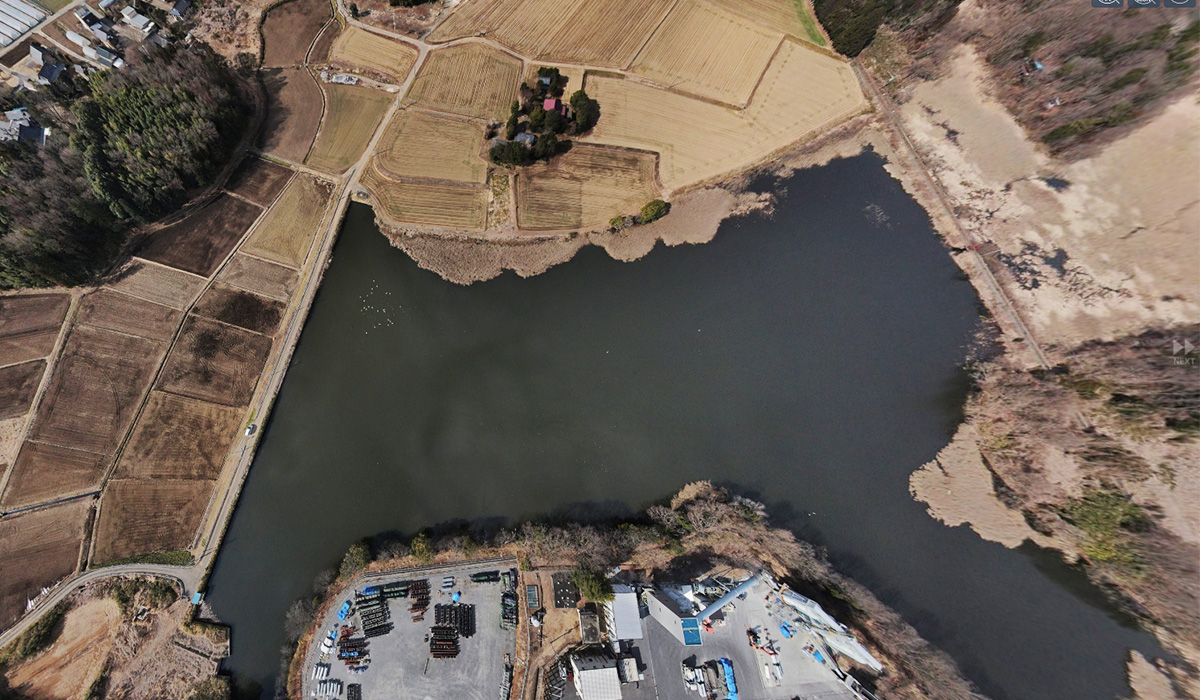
(718, 658, 737, 700)
(681, 618, 702, 646)
(337, 601, 351, 620)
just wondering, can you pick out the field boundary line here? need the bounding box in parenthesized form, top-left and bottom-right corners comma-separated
(0, 488, 101, 518)
(742, 35, 788, 111)
(623, 0, 683, 71)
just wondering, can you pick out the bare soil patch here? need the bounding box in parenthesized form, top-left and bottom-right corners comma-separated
(93, 479, 213, 563)
(259, 67, 324, 163)
(28, 324, 167, 457)
(138, 194, 263, 277)
(75, 289, 182, 343)
(307, 84, 393, 174)
(0, 360, 45, 420)
(308, 19, 340, 64)
(157, 316, 272, 408)
(107, 260, 206, 311)
(193, 284, 285, 336)
(216, 254, 300, 302)
(0, 293, 70, 367)
(0, 441, 108, 510)
(114, 391, 242, 481)
(6, 598, 119, 700)
(262, 0, 331, 68)
(224, 156, 295, 206)
(0, 499, 88, 628)
(242, 175, 333, 269)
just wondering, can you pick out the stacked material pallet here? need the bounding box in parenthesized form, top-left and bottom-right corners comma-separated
(435, 603, 477, 638)
(429, 625, 460, 658)
(409, 579, 431, 621)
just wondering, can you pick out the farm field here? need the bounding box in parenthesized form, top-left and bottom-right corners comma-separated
(0, 441, 107, 509)
(0, 499, 88, 629)
(710, 0, 826, 45)
(75, 290, 182, 343)
(375, 110, 488, 183)
(630, 0, 781, 106)
(92, 479, 213, 564)
(261, 0, 331, 67)
(329, 26, 418, 81)
(137, 194, 264, 277)
(27, 325, 167, 457)
(0, 360, 45, 420)
(0, 293, 69, 367)
(216, 255, 300, 302)
(403, 43, 522, 121)
(259, 68, 324, 164)
(193, 285, 285, 336)
(585, 40, 865, 190)
(307, 84, 393, 174)
(515, 144, 658, 230)
(241, 175, 333, 268)
(309, 19, 341, 64)
(429, 0, 675, 69)
(107, 260, 206, 311)
(363, 165, 488, 230)
(225, 156, 295, 207)
(156, 316, 273, 408)
(114, 391, 242, 481)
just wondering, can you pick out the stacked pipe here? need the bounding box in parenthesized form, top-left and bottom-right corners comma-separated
(434, 603, 476, 638)
(347, 684, 363, 700)
(357, 591, 393, 637)
(409, 579, 431, 621)
(337, 633, 369, 663)
(429, 625, 460, 658)
(382, 580, 411, 599)
(500, 590, 518, 629)
(314, 679, 343, 697)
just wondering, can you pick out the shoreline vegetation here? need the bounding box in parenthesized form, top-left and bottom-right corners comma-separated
(286, 482, 983, 700)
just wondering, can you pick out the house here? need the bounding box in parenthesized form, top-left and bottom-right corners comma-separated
(65, 29, 90, 49)
(513, 132, 537, 146)
(98, 0, 116, 9)
(542, 97, 562, 113)
(120, 6, 154, 34)
(602, 584, 642, 642)
(169, 0, 192, 20)
(0, 107, 47, 145)
(37, 59, 65, 85)
(570, 652, 622, 700)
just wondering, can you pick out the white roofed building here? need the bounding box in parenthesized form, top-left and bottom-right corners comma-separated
(603, 584, 642, 641)
(570, 652, 622, 700)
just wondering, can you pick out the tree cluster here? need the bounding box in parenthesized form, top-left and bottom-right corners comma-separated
(813, 0, 962, 57)
(489, 68, 602, 168)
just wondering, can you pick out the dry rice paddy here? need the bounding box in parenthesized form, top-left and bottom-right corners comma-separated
(242, 175, 334, 269)
(107, 260, 206, 311)
(515, 145, 658, 230)
(0, 499, 88, 628)
(0, 361, 45, 420)
(93, 479, 213, 564)
(75, 290, 181, 343)
(709, 0, 826, 45)
(375, 110, 488, 183)
(307, 84, 394, 174)
(224, 156, 295, 207)
(329, 26, 418, 81)
(363, 164, 488, 230)
(403, 43, 522, 121)
(216, 255, 300, 302)
(429, 0, 675, 69)
(584, 40, 865, 190)
(0, 294, 69, 367)
(114, 391, 242, 481)
(0, 441, 107, 509)
(156, 316, 273, 408)
(630, 0, 782, 106)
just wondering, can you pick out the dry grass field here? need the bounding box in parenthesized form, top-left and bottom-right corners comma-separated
(0, 361, 45, 420)
(630, 0, 781, 106)
(0, 293, 69, 367)
(307, 84, 394, 174)
(225, 156, 294, 207)
(156, 316, 272, 408)
(193, 284, 285, 336)
(241, 175, 333, 269)
(515, 145, 658, 230)
(114, 391, 242, 481)
(329, 26, 418, 81)
(0, 499, 87, 628)
(216, 255, 300, 302)
(0, 441, 107, 509)
(429, 0, 675, 69)
(75, 290, 182, 343)
(259, 68, 324, 164)
(403, 43, 522, 121)
(93, 479, 213, 564)
(585, 40, 865, 190)
(710, 0, 826, 45)
(108, 261, 206, 311)
(363, 164, 488, 230)
(262, 0, 331, 67)
(28, 325, 167, 457)
(375, 110, 488, 183)
(137, 194, 264, 277)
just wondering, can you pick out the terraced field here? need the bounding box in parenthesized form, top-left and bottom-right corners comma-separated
(403, 43, 522, 121)
(376, 110, 488, 183)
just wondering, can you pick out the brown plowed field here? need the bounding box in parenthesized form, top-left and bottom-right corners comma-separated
(137, 194, 264, 277)
(403, 43, 522, 121)
(92, 479, 212, 564)
(376, 110, 488, 183)
(259, 68, 324, 164)
(329, 26, 418, 82)
(309, 19, 341, 64)
(224, 156, 295, 206)
(362, 165, 488, 230)
(0, 499, 88, 628)
(157, 316, 272, 408)
(307, 84, 393, 174)
(0, 360, 45, 420)
(262, 0, 331, 67)
(75, 290, 182, 342)
(114, 392, 241, 481)
(0, 441, 107, 509)
(0, 293, 70, 367)
(429, 0, 675, 69)
(241, 175, 333, 269)
(193, 284, 285, 336)
(515, 144, 658, 230)
(28, 325, 167, 457)
(108, 260, 206, 311)
(216, 255, 300, 302)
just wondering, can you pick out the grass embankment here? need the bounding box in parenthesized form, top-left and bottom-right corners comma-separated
(0, 601, 68, 666)
(791, 0, 828, 46)
(93, 549, 195, 568)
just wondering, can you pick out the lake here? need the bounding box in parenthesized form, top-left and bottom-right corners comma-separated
(206, 152, 1161, 699)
